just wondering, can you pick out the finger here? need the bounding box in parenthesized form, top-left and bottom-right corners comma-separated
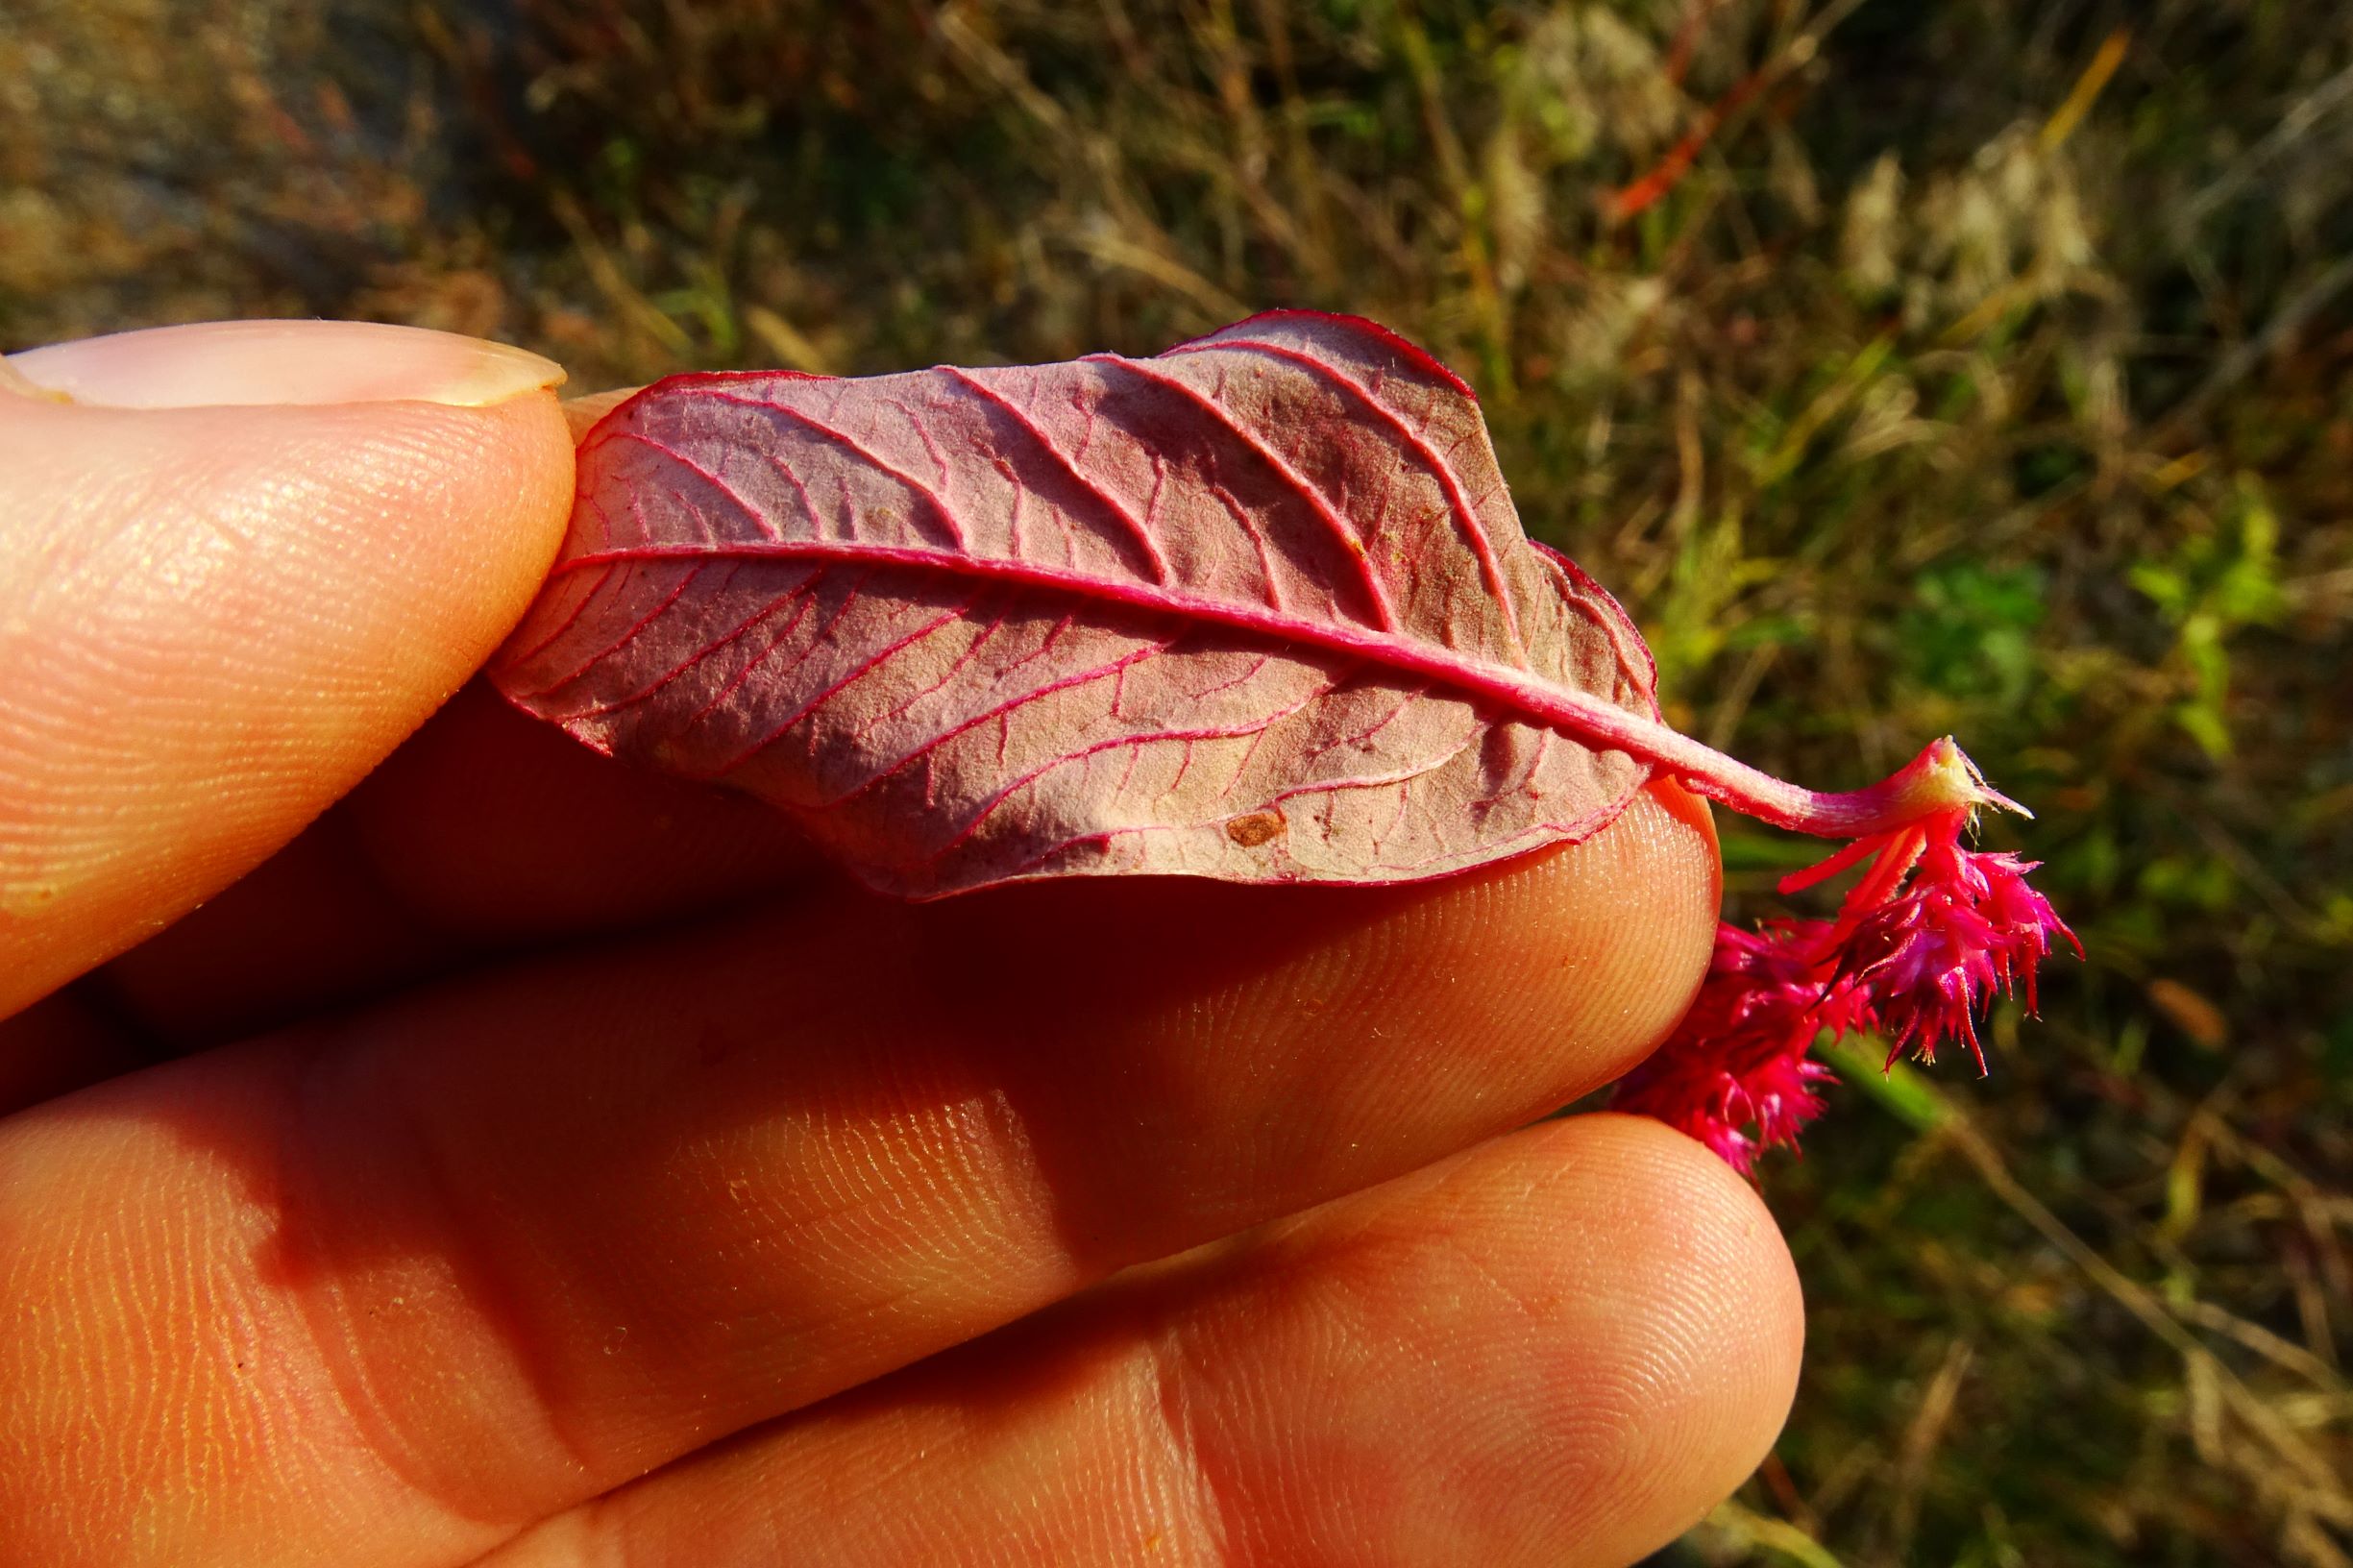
(0, 320, 573, 1019)
(342, 679, 821, 943)
(92, 801, 457, 1054)
(0, 782, 1719, 1568)
(96, 681, 821, 1051)
(483, 1115, 1802, 1568)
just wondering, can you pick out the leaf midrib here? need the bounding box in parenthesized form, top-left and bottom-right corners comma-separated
(546, 536, 1656, 760)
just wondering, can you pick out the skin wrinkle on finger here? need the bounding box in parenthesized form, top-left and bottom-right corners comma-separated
(0, 786, 1717, 1567)
(478, 1117, 1801, 1568)
(279, 1038, 614, 1527)
(1143, 1304, 1238, 1565)
(0, 390, 572, 1019)
(0, 1064, 489, 1567)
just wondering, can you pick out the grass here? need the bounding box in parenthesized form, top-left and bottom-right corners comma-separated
(6, 0, 2351, 1560)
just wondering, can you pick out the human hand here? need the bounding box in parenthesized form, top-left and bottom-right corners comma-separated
(0, 321, 1800, 1567)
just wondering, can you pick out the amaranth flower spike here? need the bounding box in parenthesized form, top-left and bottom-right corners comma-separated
(1614, 741, 2080, 1173)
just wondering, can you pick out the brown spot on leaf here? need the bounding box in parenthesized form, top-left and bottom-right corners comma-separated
(1224, 810, 1286, 848)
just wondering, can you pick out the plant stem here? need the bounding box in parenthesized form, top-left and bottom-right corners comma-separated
(1501, 682, 2022, 839)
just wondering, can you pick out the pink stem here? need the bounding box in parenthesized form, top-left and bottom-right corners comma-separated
(1490, 694, 2021, 840)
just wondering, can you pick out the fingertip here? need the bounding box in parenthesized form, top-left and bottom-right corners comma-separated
(1205, 1112, 1801, 1566)
(364, 389, 577, 660)
(1504, 1114, 1804, 1561)
(0, 383, 576, 1017)
(1498, 776, 1723, 1081)
(1342, 775, 1720, 1103)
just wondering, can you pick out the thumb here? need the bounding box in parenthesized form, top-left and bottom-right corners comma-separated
(0, 320, 574, 1019)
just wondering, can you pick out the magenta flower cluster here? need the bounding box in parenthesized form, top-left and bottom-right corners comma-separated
(1614, 807, 2078, 1173)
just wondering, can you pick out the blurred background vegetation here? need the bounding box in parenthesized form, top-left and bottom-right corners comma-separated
(5, 0, 2349, 1560)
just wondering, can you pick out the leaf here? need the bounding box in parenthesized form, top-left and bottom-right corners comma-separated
(492, 312, 1662, 898)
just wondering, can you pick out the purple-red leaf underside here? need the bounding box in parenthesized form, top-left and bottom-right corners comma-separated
(493, 311, 1664, 898)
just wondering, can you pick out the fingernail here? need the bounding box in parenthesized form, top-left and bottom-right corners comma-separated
(0, 355, 67, 403)
(3, 319, 566, 409)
